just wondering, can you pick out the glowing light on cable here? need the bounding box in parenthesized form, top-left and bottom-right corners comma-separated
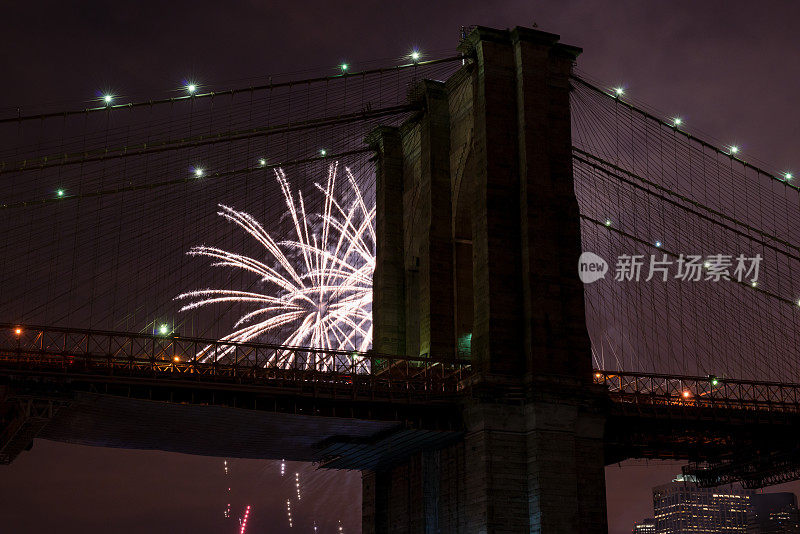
(178, 164, 374, 366)
(158, 324, 169, 335)
(57, 189, 65, 197)
(295, 472, 301, 500)
(410, 50, 421, 62)
(673, 117, 682, 126)
(103, 94, 113, 105)
(186, 83, 197, 94)
(729, 145, 739, 155)
(785, 172, 793, 181)
(259, 158, 266, 167)
(281, 459, 285, 476)
(654, 241, 662, 248)
(604, 218, 612, 226)
(614, 87, 624, 97)
(194, 168, 204, 177)
(287, 499, 293, 528)
(319, 149, 327, 156)
(340, 63, 348, 72)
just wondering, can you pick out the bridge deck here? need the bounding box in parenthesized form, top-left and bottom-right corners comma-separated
(595, 370, 800, 415)
(3, 325, 800, 469)
(0, 324, 469, 403)
(4, 325, 799, 412)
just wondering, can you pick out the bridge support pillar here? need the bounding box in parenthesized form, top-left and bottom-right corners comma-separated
(464, 399, 606, 533)
(367, 126, 406, 356)
(368, 78, 455, 360)
(367, 24, 606, 532)
(363, 451, 440, 533)
(361, 394, 606, 533)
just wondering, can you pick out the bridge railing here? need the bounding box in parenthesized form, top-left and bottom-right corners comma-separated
(0, 324, 472, 398)
(8, 326, 799, 410)
(594, 370, 800, 414)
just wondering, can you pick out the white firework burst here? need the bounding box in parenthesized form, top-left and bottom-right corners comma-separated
(177, 163, 374, 366)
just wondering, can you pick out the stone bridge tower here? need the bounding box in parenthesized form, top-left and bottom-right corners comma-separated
(365, 26, 607, 533)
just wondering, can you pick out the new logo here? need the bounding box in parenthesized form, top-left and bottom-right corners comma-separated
(578, 252, 608, 284)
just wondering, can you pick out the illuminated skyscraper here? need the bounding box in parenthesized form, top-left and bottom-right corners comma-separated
(632, 517, 656, 533)
(748, 493, 800, 534)
(653, 475, 753, 533)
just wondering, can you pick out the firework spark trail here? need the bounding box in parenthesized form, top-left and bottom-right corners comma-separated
(177, 163, 374, 369)
(239, 505, 251, 534)
(223, 460, 231, 519)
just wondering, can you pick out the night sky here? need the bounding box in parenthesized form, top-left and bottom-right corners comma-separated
(2, 1, 800, 532)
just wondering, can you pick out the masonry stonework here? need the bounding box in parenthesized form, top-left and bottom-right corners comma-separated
(365, 25, 607, 533)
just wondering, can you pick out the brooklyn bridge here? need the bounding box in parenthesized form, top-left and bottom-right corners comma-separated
(1, 25, 799, 532)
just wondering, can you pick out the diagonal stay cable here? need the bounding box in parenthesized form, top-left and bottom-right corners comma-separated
(571, 75, 800, 194)
(580, 214, 800, 308)
(573, 149, 800, 261)
(0, 56, 465, 125)
(0, 148, 373, 209)
(1, 104, 416, 174)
